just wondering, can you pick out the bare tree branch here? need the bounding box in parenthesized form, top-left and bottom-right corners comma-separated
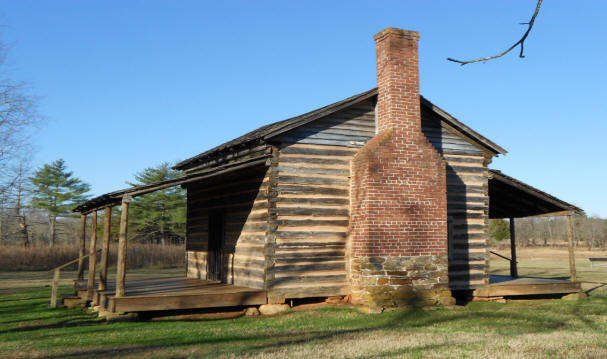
(447, 0, 543, 65)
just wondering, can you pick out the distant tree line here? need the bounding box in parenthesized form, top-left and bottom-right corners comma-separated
(0, 159, 186, 247)
(489, 215, 607, 250)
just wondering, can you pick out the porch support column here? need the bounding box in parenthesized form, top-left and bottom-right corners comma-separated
(115, 195, 132, 297)
(509, 217, 518, 279)
(77, 213, 87, 280)
(86, 210, 98, 301)
(566, 212, 577, 282)
(98, 206, 111, 291)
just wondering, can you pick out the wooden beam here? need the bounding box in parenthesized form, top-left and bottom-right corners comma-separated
(99, 206, 111, 291)
(509, 218, 518, 278)
(525, 210, 571, 218)
(87, 210, 98, 301)
(115, 195, 131, 297)
(77, 213, 87, 280)
(566, 213, 577, 282)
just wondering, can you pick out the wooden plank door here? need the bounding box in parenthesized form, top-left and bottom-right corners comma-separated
(207, 212, 224, 281)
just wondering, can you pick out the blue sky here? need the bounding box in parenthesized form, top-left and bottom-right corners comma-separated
(2, 1, 606, 217)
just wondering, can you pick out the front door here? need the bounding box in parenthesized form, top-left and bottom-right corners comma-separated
(207, 211, 223, 281)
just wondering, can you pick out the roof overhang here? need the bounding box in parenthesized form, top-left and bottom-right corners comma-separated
(488, 170, 582, 219)
(73, 157, 270, 214)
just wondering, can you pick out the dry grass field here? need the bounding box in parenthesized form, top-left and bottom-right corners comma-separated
(0, 244, 185, 271)
(0, 246, 606, 358)
(489, 246, 607, 292)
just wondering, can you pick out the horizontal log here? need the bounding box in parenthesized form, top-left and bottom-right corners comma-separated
(453, 224, 486, 231)
(278, 174, 349, 186)
(232, 278, 265, 290)
(453, 232, 486, 240)
(443, 155, 485, 163)
(277, 185, 348, 196)
(275, 207, 349, 216)
(276, 219, 349, 227)
(275, 261, 345, 273)
(449, 212, 486, 219)
(279, 156, 350, 166)
(446, 185, 486, 194)
(276, 242, 345, 249)
(448, 263, 487, 272)
(272, 274, 346, 286)
(231, 266, 265, 279)
(447, 166, 486, 174)
(276, 231, 347, 239)
(447, 203, 487, 211)
(275, 250, 345, 259)
(277, 165, 349, 177)
(274, 197, 349, 206)
(234, 245, 266, 257)
(453, 242, 487, 249)
(233, 257, 265, 268)
(448, 272, 487, 282)
(280, 146, 357, 157)
(447, 195, 488, 203)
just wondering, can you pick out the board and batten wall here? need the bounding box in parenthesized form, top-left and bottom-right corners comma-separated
(421, 107, 491, 290)
(185, 166, 270, 289)
(267, 100, 375, 300)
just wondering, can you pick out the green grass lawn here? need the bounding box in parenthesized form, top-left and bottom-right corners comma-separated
(1, 261, 607, 358)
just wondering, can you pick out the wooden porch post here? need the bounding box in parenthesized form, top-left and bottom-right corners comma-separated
(566, 212, 577, 282)
(77, 213, 87, 280)
(115, 195, 132, 297)
(509, 217, 518, 278)
(86, 210, 98, 301)
(98, 206, 111, 291)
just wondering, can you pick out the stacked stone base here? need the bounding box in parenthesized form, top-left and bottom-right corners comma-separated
(350, 255, 454, 309)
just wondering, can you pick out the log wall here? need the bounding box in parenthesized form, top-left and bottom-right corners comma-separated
(421, 108, 490, 290)
(185, 166, 270, 289)
(267, 143, 357, 300)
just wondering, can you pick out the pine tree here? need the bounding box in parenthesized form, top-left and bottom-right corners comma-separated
(128, 162, 185, 245)
(30, 159, 90, 247)
(489, 219, 511, 242)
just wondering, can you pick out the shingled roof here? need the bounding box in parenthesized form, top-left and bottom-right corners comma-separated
(174, 88, 507, 171)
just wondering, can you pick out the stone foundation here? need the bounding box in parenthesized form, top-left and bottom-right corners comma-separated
(350, 256, 454, 308)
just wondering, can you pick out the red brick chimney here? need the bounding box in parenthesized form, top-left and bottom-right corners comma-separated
(349, 28, 453, 308)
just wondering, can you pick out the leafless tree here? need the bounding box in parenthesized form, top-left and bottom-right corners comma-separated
(448, 0, 543, 65)
(0, 35, 40, 182)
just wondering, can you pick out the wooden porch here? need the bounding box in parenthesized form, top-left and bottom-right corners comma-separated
(473, 275, 582, 298)
(74, 276, 267, 313)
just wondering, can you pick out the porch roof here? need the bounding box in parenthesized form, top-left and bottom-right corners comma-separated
(488, 169, 583, 219)
(72, 157, 269, 214)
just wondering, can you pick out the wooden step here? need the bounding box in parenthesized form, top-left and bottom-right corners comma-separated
(61, 294, 84, 308)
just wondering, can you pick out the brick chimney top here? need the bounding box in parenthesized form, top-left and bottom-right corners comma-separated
(373, 27, 419, 42)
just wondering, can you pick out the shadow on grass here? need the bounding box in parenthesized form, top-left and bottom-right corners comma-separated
(4, 286, 607, 358)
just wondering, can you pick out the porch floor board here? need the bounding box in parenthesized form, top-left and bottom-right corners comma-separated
(474, 275, 582, 297)
(75, 277, 267, 313)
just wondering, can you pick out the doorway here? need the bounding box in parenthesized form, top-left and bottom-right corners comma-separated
(207, 211, 224, 281)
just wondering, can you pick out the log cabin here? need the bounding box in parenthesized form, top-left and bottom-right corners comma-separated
(68, 27, 582, 314)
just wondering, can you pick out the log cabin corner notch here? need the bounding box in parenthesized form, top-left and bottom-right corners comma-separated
(71, 26, 582, 314)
